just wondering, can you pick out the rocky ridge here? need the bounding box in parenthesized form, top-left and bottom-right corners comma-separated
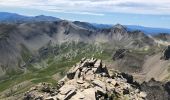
(24, 58, 146, 100)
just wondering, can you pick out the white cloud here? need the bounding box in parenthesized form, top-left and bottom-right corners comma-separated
(0, 0, 170, 15)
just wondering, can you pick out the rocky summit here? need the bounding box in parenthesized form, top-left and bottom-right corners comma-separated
(24, 58, 146, 100)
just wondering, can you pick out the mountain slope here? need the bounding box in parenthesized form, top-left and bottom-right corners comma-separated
(0, 20, 155, 78)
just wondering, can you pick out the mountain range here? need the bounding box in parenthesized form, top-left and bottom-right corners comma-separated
(0, 12, 60, 23)
(1, 12, 170, 100)
(1, 12, 170, 34)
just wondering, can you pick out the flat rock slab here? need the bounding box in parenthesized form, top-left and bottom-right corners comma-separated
(94, 60, 102, 68)
(92, 79, 106, 91)
(59, 85, 76, 95)
(83, 88, 96, 100)
(70, 91, 85, 100)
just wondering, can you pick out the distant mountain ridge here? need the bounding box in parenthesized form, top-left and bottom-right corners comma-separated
(0, 12, 60, 23)
(91, 23, 170, 34)
(0, 12, 170, 34)
(126, 25, 170, 34)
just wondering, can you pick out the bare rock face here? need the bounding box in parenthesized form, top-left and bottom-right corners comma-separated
(24, 58, 146, 100)
(161, 45, 170, 60)
(112, 49, 127, 60)
(23, 83, 57, 100)
(141, 78, 170, 100)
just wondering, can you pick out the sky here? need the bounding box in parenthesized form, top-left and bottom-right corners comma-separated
(0, 0, 170, 28)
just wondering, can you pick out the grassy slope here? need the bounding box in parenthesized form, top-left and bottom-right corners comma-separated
(0, 42, 111, 98)
(0, 42, 158, 98)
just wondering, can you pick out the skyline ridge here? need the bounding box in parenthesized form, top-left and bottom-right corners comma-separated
(0, 0, 170, 28)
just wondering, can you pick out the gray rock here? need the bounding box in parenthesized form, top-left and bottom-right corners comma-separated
(95, 86, 106, 94)
(59, 85, 76, 95)
(92, 80, 106, 91)
(67, 71, 76, 80)
(83, 88, 96, 100)
(77, 79, 84, 84)
(161, 45, 170, 60)
(64, 89, 76, 100)
(67, 65, 80, 79)
(94, 60, 102, 68)
(45, 96, 57, 100)
(85, 74, 95, 81)
(139, 92, 147, 98)
(70, 91, 85, 100)
(80, 57, 86, 63)
(74, 69, 81, 79)
(89, 58, 97, 66)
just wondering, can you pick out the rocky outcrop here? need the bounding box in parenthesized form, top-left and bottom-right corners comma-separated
(161, 45, 170, 60)
(112, 49, 144, 73)
(111, 24, 127, 34)
(141, 78, 170, 100)
(23, 83, 57, 100)
(112, 49, 127, 60)
(24, 58, 147, 100)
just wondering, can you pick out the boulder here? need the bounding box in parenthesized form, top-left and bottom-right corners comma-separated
(67, 65, 81, 79)
(67, 71, 76, 80)
(95, 86, 106, 94)
(123, 89, 129, 95)
(64, 89, 76, 100)
(94, 60, 102, 68)
(92, 80, 106, 91)
(59, 85, 76, 95)
(139, 92, 147, 98)
(85, 74, 95, 81)
(106, 78, 117, 86)
(77, 79, 84, 84)
(81, 82, 90, 89)
(74, 69, 81, 79)
(120, 72, 133, 83)
(70, 91, 85, 100)
(89, 58, 97, 66)
(83, 88, 96, 100)
(45, 96, 57, 100)
(80, 57, 86, 63)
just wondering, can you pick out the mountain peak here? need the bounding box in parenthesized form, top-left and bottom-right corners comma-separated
(114, 24, 125, 29)
(111, 24, 127, 33)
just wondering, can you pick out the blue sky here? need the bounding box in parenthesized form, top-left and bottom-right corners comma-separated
(0, 0, 170, 28)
